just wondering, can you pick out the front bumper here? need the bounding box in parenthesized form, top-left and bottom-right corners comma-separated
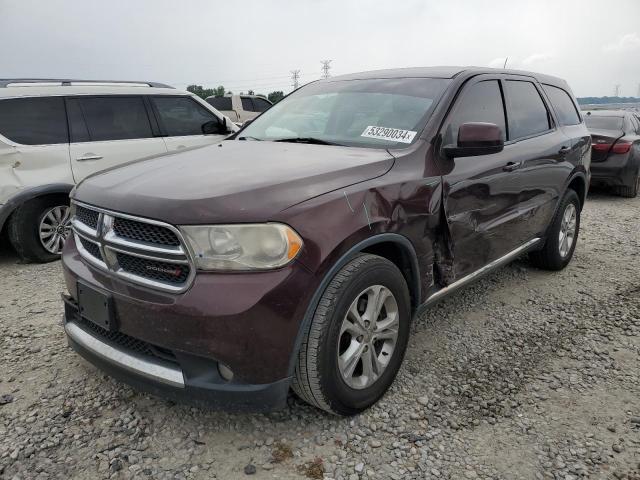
(61, 235, 319, 410)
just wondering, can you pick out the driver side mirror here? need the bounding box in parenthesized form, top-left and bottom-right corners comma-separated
(443, 122, 504, 158)
(202, 118, 230, 135)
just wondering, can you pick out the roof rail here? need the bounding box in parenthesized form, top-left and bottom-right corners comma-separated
(0, 79, 174, 88)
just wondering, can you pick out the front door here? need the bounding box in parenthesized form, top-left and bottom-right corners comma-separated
(68, 96, 167, 182)
(149, 96, 228, 153)
(438, 77, 523, 279)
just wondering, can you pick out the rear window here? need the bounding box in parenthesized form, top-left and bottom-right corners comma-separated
(584, 115, 624, 131)
(207, 97, 232, 111)
(78, 96, 153, 141)
(0, 97, 68, 145)
(504, 81, 551, 140)
(542, 84, 581, 126)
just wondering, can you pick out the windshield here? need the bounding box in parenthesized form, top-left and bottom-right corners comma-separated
(584, 115, 624, 131)
(238, 77, 450, 148)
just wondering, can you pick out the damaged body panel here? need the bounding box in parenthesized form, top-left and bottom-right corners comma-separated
(61, 67, 590, 413)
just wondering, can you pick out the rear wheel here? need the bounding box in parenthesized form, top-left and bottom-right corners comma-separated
(292, 254, 411, 415)
(530, 189, 580, 271)
(7, 196, 71, 263)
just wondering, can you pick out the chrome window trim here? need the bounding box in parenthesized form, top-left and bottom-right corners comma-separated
(70, 200, 195, 293)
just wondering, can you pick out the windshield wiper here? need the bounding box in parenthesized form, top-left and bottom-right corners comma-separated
(273, 137, 344, 146)
(238, 136, 262, 141)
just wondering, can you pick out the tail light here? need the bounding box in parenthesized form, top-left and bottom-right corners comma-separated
(611, 140, 632, 154)
(591, 140, 633, 154)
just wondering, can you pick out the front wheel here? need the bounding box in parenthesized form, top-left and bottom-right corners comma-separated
(292, 254, 411, 415)
(529, 189, 580, 271)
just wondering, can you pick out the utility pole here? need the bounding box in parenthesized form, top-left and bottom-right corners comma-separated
(290, 70, 300, 90)
(614, 84, 621, 97)
(320, 60, 332, 79)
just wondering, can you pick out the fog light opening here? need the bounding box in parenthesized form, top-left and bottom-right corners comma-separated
(218, 363, 234, 381)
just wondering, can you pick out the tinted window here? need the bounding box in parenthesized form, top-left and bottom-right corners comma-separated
(252, 97, 272, 113)
(584, 115, 624, 131)
(0, 97, 68, 145)
(66, 98, 90, 143)
(79, 97, 153, 141)
(153, 96, 217, 136)
(505, 81, 551, 140)
(446, 80, 506, 143)
(241, 97, 254, 111)
(543, 85, 581, 126)
(207, 97, 232, 111)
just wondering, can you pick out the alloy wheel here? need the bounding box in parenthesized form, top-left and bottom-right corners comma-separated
(337, 285, 399, 390)
(39, 205, 71, 254)
(558, 203, 577, 258)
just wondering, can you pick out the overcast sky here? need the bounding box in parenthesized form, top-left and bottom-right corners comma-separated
(1, 0, 639, 97)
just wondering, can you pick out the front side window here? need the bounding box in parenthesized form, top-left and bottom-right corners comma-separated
(241, 97, 254, 111)
(79, 96, 153, 141)
(207, 97, 232, 111)
(0, 97, 68, 145)
(505, 81, 551, 140)
(252, 97, 272, 113)
(152, 96, 218, 136)
(542, 84, 581, 126)
(445, 80, 506, 144)
(239, 77, 450, 148)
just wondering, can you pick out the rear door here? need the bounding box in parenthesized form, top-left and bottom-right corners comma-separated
(150, 95, 228, 152)
(68, 95, 167, 182)
(0, 96, 72, 201)
(439, 76, 523, 278)
(501, 78, 575, 242)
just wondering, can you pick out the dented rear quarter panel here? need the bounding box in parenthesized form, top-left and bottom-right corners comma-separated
(0, 135, 73, 204)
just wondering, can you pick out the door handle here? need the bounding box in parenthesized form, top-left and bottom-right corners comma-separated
(558, 146, 571, 157)
(502, 161, 521, 172)
(76, 154, 103, 161)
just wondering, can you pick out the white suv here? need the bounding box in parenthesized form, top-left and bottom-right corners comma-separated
(0, 79, 237, 262)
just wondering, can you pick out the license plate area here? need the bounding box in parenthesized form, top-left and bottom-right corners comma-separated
(77, 282, 116, 331)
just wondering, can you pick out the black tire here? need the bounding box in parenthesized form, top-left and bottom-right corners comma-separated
(529, 189, 580, 271)
(7, 196, 70, 263)
(613, 174, 639, 198)
(292, 253, 411, 415)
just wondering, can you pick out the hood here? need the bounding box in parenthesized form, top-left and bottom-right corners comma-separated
(73, 140, 395, 224)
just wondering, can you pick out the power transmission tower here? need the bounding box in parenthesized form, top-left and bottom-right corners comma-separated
(614, 84, 621, 97)
(290, 70, 300, 90)
(320, 60, 332, 79)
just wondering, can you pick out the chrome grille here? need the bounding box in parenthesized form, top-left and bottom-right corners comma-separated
(116, 252, 190, 285)
(113, 217, 181, 247)
(76, 205, 100, 230)
(70, 202, 194, 292)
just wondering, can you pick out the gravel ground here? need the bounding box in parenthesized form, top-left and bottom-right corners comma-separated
(1, 191, 639, 480)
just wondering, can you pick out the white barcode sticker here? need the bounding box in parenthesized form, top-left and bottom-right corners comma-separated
(361, 126, 417, 143)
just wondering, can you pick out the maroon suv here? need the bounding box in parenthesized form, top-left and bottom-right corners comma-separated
(62, 67, 590, 415)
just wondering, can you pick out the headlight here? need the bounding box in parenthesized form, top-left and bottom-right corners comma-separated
(180, 223, 303, 271)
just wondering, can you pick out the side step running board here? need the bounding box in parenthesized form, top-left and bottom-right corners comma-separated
(422, 238, 541, 309)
